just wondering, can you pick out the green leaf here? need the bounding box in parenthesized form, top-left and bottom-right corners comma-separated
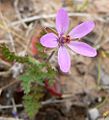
(23, 87, 43, 119)
(20, 61, 56, 94)
(0, 44, 29, 63)
(20, 74, 32, 94)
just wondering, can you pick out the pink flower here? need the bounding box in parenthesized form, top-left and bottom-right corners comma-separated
(40, 8, 97, 72)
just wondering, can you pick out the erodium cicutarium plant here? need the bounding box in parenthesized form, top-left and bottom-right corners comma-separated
(40, 8, 97, 72)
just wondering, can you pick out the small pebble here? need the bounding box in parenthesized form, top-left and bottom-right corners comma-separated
(87, 108, 100, 120)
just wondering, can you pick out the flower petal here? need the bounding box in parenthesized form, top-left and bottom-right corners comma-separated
(40, 33, 58, 48)
(58, 46, 71, 72)
(69, 21, 95, 39)
(56, 8, 69, 35)
(68, 41, 97, 57)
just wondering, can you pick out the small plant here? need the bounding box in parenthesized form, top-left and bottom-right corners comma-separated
(0, 8, 97, 119)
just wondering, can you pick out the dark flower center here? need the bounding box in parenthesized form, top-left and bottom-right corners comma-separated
(59, 35, 71, 46)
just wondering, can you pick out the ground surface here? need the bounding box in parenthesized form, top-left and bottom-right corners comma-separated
(0, 0, 109, 120)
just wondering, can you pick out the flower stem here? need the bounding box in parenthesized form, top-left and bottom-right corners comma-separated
(46, 51, 55, 62)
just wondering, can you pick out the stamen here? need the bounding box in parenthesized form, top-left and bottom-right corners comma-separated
(58, 35, 72, 46)
(62, 35, 71, 43)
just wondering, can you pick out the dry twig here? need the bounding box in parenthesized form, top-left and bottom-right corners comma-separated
(9, 12, 108, 27)
(0, 12, 16, 53)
